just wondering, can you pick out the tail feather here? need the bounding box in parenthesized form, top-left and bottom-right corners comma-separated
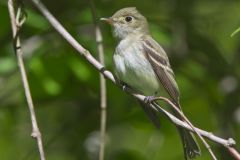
(139, 100, 201, 159)
(178, 127, 201, 159)
(138, 100, 161, 128)
(173, 102, 201, 159)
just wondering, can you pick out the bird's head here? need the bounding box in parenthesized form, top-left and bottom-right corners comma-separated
(101, 7, 149, 39)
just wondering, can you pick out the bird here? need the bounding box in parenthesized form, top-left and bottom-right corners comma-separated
(101, 7, 201, 159)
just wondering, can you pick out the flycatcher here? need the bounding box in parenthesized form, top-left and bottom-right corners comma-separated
(101, 7, 201, 159)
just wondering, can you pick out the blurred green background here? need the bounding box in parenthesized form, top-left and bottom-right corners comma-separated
(0, 0, 240, 160)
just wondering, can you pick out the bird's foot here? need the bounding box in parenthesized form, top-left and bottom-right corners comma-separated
(122, 84, 128, 91)
(144, 96, 156, 104)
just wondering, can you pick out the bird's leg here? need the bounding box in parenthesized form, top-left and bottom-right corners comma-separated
(116, 79, 137, 93)
(144, 92, 158, 104)
(118, 81, 133, 92)
(120, 82, 132, 92)
(114, 76, 128, 91)
(144, 96, 156, 104)
(122, 84, 128, 91)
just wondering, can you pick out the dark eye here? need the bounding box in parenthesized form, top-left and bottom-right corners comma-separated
(125, 16, 133, 22)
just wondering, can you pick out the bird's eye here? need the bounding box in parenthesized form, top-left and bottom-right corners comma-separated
(125, 16, 133, 22)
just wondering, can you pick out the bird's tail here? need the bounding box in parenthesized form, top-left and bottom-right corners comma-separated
(177, 127, 201, 159)
(173, 102, 201, 159)
(139, 99, 201, 159)
(138, 100, 161, 128)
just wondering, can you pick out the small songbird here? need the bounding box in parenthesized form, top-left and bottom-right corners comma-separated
(101, 7, 201, 159)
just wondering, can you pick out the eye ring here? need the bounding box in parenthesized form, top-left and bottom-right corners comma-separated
(125, 16, 133, 22)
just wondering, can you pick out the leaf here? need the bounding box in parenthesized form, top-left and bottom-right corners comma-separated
(231, 26, 240, 37)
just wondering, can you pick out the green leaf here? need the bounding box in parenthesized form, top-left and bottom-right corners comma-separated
(231, 26, 240, 37)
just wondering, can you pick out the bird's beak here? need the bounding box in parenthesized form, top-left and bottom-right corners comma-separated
(100, 17, 114, 25)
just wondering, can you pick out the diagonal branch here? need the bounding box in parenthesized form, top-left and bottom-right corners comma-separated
(7, 1, 46, 160)
(89, 1, 108, 160)
(29, 0, 240, 159)
(152, 97, 217, 160)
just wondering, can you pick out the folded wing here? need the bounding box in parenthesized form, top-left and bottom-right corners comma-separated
(141, 36, 180, 105)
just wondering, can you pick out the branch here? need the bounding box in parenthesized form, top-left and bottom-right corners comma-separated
(150, 102, 240, 160)
(228, 147, 240, 159)
(89, 1, 108, 160)
(30, 0, 240, 159)
(152, 97, 217, 159)
(7, 1, 46, 160)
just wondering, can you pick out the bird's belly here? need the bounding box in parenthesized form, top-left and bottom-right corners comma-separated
(113, 45, 160, 95)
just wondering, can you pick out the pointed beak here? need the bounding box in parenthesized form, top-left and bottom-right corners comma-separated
(100, 17, 114, 25)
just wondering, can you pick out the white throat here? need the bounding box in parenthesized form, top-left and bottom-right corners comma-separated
(113, 25, 143, 40)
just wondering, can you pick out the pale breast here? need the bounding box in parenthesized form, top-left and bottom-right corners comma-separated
(113, 38, 160, 95)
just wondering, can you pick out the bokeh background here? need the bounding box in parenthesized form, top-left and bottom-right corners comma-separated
(0, 0, 240, 159)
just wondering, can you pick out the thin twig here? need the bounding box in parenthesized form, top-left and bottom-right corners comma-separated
(228, 147, 240, 160)
(89, 1, 107, 160)
(147, 100, 234, 145)
(7, 1, 46, 160)
(149, 101, 239, 160)
(29, 0, 240, 159)
(152, 97, 217, 160)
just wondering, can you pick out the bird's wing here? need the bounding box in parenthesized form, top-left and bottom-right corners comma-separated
(141, 35, 180, 104)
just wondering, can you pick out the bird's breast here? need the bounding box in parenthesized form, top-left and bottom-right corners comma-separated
(113, 39, 160, 95)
